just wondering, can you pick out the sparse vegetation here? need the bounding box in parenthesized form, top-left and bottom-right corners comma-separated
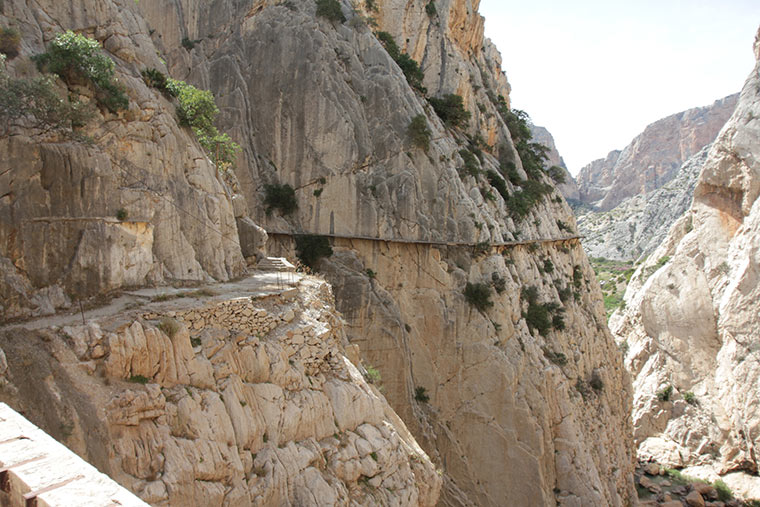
(158, 318, 181, 338)
(375, 31, 425, 92)
(714, 479, 733, 502)
(115, 208, 128, 221)
(543, 348, 568, 366)
(486, 170, 509, 201)
(429, 94, 470, 128)
(129, 374, 150, 384)
(521, 285, 565, 336)
(364, 364, 381, 384)
(181, 37, 201, 50)
(459, 148, 480, 177)
(683, 391, 697, 404)
(141, 67, 174, 97)
(33, 30, 128, 113)
(0, 55, 93, 136)
(464, 282, 493, 312)
(0, 26, 20, 59)
(316, 0, 346, 23)
(425, 1, 437, 17)
(263, 183, 297, 215)
(657, 384, 673, 402)
(546, 165, 566, 184)
(414, 386, 430, 403)
(589, 370, 604, 391)
(294, 234, 333, 269)
(589, 257, 633, 318)
(408, 114, 431, 150)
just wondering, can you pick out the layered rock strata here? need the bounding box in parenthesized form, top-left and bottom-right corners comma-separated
(576, 94, 739, 211)
(0, 276, 441, 505)
(611, 27, 760, 500)
(0, 0, 247, 322)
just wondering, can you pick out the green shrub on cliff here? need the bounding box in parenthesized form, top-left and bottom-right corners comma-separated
(375, 31, 426, 92)
(166, 78, 240, 167)
(0, 27, 20, 59)
(295, 234, 333, 269)
(408, 114, 431, 150)
(430, 94, 470, 128)
(464, 282, 493, 312)
(0, 55, 93, 136)
(33, 30, 128, 113)
(263, 183, 297, 215)
(316, 0, 346, 23)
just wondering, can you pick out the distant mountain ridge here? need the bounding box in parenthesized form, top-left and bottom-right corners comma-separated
(576, 94, 739, 211)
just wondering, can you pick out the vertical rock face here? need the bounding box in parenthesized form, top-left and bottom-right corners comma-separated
(611, 26, 760, 499)
(0, 0, 246, 321)
(1, 0, 637, 504)
(530, 124, 580, 201)
(132, 1, 635, 505)
(576, 94, 739, 211)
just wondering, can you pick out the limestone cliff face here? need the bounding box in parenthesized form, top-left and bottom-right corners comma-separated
(0, 0, 246, 322)
(579, 145, 709, 261)
(0, 0, 636, 504)
(530, 124, 579, 201)
(576, 94, 739, 211)
(131, 0, 636, 505)
(0, 277, 441, 505)
(611, 27, 760, 498)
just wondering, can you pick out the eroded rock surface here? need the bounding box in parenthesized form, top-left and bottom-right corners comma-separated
(530, 124, 579, 201)
(0, 277, 441, 505)
(578, 145, 710, 261)
(612, 27, 760, 500)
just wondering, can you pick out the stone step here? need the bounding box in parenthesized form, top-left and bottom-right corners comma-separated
(256, 257, 296, 272)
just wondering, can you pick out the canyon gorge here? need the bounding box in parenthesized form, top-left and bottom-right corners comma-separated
(0, 0, 758, 506)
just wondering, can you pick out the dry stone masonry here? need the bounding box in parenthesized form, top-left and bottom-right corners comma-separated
(0, 277, 441, 505)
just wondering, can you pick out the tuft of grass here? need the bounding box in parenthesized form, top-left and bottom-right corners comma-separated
(714, 479, 733, 501)
(414, 386, 430, 403)
(316, 0, 346, 23)
(129, 374, 150, 384)
(683, 391, 697, 404)
(158, 318, 181, 338)
(364, 364, 381, 385)
(115, 208, 128, 221)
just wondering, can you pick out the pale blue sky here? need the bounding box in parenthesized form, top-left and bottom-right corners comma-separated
(479, 1, 760, 174)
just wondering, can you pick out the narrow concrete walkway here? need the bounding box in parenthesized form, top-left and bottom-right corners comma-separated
(0, 403, 148, 506)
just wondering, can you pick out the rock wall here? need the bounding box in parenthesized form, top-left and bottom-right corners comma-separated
(129, 1, 637, 504)
(0, 277, 441, 505)
(0, 0, 637, 504)
(530, 124, 579, 201)
(578, 145, 709, 261)
(576, 94, 739, 211)
(0, 0, 247, 322)
(611, 26, 760, 499)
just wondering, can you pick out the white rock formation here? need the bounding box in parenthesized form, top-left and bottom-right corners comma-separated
(0, 277, 441, 505)
(611, 26, 760, 500)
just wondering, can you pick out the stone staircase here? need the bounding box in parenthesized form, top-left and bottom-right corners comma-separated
(256, 257, 296, 272)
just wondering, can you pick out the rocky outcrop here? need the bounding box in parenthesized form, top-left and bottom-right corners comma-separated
(530, 124, 579, 201)
(578, 145, 710, 261)
(611, 27, 760, 500)
(0, 0, 247, 322)
(1, 0, 636, 504)
(0, 276, 441, 505)
(126, 1, 637, 505)
(576, 94, 739, 211)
